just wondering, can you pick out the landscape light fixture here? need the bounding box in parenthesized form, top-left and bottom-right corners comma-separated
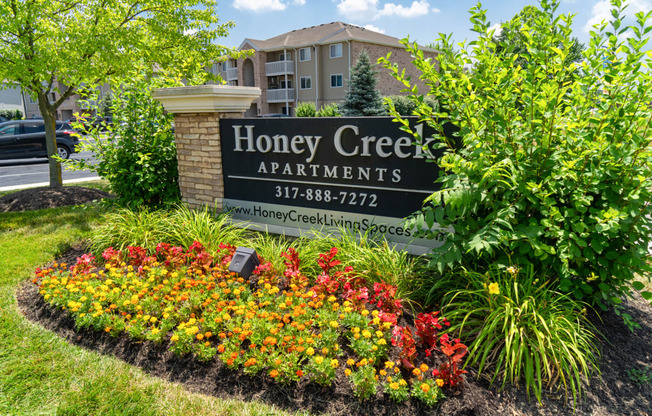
(228, 247, 259, 279)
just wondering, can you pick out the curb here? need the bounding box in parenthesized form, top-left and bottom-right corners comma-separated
(0, 176, 102, 192)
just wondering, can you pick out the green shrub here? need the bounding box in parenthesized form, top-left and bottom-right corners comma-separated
(441, 265, 600, 404)
(64, 70, 180, 208)
(0, 109, 22, 120)
(381, 0, 652, 308)
(383, 95, 437, 116)
(295, 102, 317, 117)
(316, 103, 341, 117)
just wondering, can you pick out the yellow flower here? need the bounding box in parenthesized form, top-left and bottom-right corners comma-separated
(385, 361, 394, 369)
(399, 379, 407, 386)
(488, 282, 500, 295)
(420, 363, 429, 372)
(315, 356, 324, 364)
(436, 378, 445, 387)
(420, 383, 430, 393)
(390, 382, 400, 390)
(347, 358, 355, 366)
(306, 347, 315, 356)
(170, 335, 179, 342)
(345, 368, 352, 376)
(330, 359, 339, 368)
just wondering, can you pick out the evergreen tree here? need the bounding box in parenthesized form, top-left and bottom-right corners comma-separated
(341, 51, 385, 116)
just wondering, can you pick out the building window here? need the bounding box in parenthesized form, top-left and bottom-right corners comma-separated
(278, 52, 289, 61)
(330, 74, 343, 88)
(300, 76, 312, 89)
(330, 43, 342, 58)
(282, 106, 291, 115)
(299, 47, 311, 62)
(280, 79, 292, 89)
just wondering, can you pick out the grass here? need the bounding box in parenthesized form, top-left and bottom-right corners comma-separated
(0, 203, 311, 416)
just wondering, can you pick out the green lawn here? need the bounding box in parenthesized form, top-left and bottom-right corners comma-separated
(0, 202, 307, 416)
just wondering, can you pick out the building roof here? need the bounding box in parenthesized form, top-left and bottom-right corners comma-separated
(239, 21, 436, 52)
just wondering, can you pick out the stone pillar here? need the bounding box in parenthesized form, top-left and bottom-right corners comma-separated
(153, 85, 260, 210)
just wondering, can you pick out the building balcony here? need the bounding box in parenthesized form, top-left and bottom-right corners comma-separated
(265, 60, 294, 76)
(266, 88, 295, 103)
(225, 68, 238, 81)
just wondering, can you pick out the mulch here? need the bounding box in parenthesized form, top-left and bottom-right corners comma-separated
(9, 187, 652, 415)
(0, 186, 112, 212)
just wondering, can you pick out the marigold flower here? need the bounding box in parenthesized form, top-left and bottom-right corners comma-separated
(390, 382, 399, 390)
(171, 335, 179, 342)
(412, 368, 421, 376)
(420, 383, 430, 393)
(399, 379, 407, 386)
(270, 369, 279, 378)
(217, 345, 225, 353)
(321, 347, 329, 355)
(385, 361, 394, 369)
(306, 347, 315, 356)
(296, 370, 303, 377)
(420, 363, 429, 372)
(345, 368, 352, 376)
(347, 358, 355, 366)
(330, 359, 339, 368)
(315, 356, 324, 364)
(436, 378, 445, 387)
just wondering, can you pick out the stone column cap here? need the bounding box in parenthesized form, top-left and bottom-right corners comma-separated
(153, 85, 261, 114)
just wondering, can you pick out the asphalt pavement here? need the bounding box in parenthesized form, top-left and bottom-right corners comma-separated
(0, 143, 100, 192)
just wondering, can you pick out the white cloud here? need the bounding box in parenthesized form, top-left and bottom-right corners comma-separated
(488, 23, 502, 36)
(293, 0, 306, 4)
(379, 0, 432, 18)
(336, 0, 434, 21)
(584, 0, 652, 32)
(363, 24, 386, 33)
(233, 0, 287, 12)
(336, 0, 378, 21)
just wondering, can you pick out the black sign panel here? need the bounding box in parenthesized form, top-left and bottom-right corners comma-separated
(220, 117, 450, 218)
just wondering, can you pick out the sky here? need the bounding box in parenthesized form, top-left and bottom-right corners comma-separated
(215, 0, 652, 49)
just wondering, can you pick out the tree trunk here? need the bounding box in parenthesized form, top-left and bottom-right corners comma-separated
(37, 91, 63, 188)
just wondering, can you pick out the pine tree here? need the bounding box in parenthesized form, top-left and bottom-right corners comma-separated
(341, 51, 385, 116)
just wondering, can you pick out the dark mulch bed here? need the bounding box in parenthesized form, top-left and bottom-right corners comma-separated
(0, 186, 111, 212)
(10, 187, 652, 415)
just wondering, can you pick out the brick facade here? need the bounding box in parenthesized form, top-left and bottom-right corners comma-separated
(173, 112, 242, 209)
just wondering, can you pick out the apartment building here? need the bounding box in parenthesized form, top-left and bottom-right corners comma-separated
(22, 81, 111, 120)
(215, 22, 438, 116)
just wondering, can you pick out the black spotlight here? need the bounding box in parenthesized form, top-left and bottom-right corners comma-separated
(228, 247, 259, 279)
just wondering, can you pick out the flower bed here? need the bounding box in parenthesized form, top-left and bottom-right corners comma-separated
(33, 241, 467, 405)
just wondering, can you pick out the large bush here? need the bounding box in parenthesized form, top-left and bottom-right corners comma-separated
(381, 0, 652, 308)
(65, 71, 180, 207)
(0, 109, 22, 120)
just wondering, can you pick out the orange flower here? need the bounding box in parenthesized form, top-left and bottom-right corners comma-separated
(296, 370, 303, 377)
(270, 369, 279, 378)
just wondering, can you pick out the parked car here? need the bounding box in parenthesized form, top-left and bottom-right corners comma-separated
(0, 115, 7, 123)
(0, 120, 80, 160)
(65, 115, 113, 132)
